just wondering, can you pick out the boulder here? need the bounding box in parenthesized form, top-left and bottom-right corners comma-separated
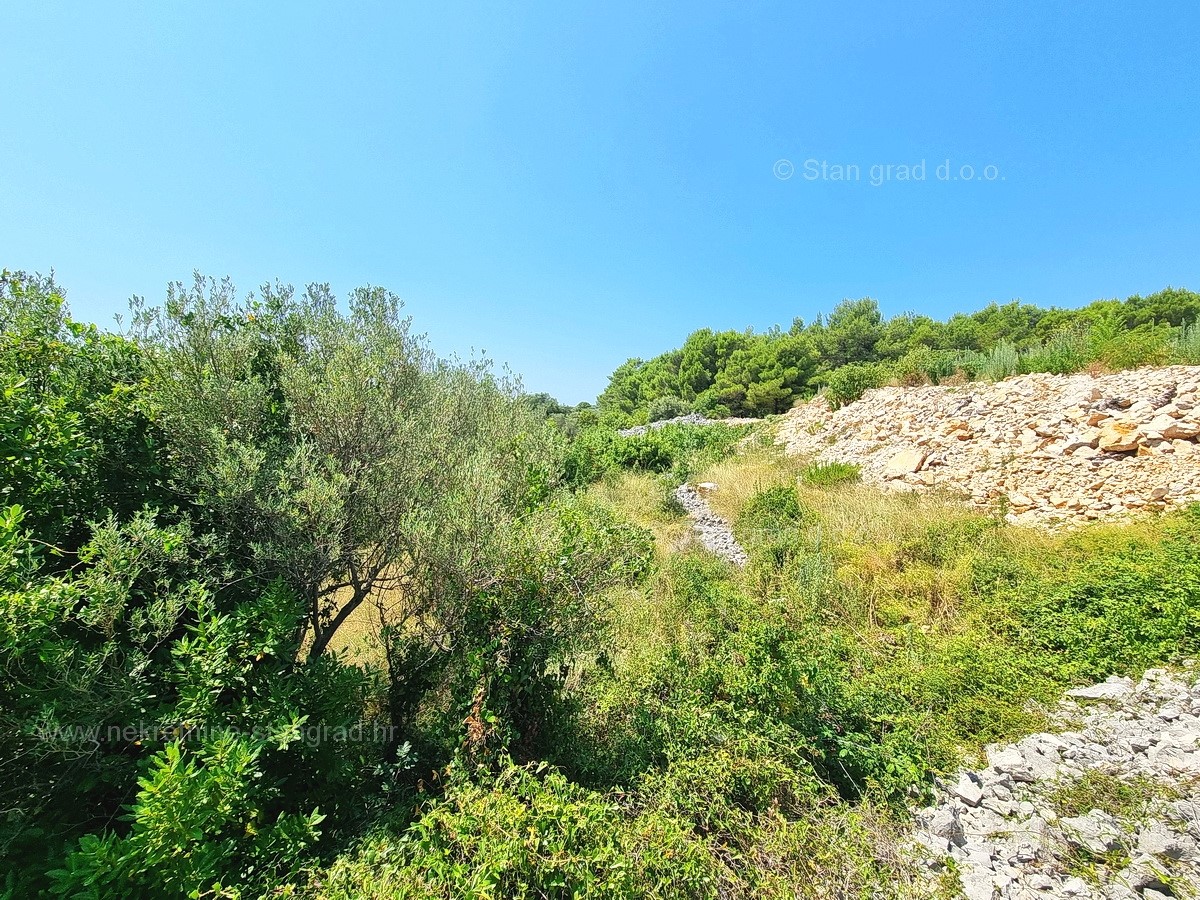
(949, 774, 984, 807)
(926, 805, 967, 847)
(1164, 419, 1200, 440)
(1137, 820, 1193, 859)
(1096, 420, 1143, 452)
(987, 746, 1037, 782)
(1066, 678, 1133, 701)
(883, 448, 928, 478)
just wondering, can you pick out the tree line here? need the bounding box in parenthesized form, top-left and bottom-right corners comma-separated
(596, 287, 1200, 422)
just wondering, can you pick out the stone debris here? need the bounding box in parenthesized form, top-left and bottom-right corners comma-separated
(616, 414, 760, 437)
(673, 482, 749, 566)
(911, 666, 1200, 898)
(776, 366, 1200, 528)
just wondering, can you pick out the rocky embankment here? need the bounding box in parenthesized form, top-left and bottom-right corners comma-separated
(777, 367, 1200, 527)
(913, 667, 1200, 899)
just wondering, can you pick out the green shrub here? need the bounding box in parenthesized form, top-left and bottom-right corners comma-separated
(891, 347, 960, 386)
(821, 362, 892, 408)
(738, 486, 811, 533)
(50, 735, 325, 899)
(1089, 324, 1170, 370)
(979, 341, 1020, 381)
(1171, 320, 1200, 364)
(1021, 327, 1088, 375)
(1009, 509, 1200, 681)
(317, 762, 719, 900)
(952, 349, 987, 379)
(734, 486, 816, 595)
(800, 461, 861, 487)
(565, 423, 751, 486)
(646, 395, 694, 422)
(900, 516, 1001, 568)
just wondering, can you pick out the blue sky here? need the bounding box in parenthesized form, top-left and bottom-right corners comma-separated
(2, 2, 1198, 402)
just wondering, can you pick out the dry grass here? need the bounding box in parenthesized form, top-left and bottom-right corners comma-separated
(692, 444, 805, 524)
(300, 578, 410, 667)
(586, 470, 692, 561)
(695, 442, 982, 546)
(692, 440, 1037, 628)
(584, 471, 702, 668)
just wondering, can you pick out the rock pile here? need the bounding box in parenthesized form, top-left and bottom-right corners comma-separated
(912, 667, 1200, 899)
(617, 414, 760, 437)
(673, 482, 748, 566)
(776, 366, 1200, 527)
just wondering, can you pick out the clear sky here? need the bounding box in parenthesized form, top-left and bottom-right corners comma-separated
(3, 2, 1198, 402)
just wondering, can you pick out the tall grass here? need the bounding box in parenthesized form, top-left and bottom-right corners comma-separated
(1021, 326, 1089, 375)
(979, 340, 1021, 381)
(1173, 320, 1200, 364)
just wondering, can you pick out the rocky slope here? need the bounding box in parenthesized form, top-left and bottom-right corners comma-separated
(777, 366, 1200, 528)
(913, 667, 1200, 899)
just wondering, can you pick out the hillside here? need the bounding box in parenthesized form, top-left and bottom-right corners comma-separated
(777, 365, 1200, 528)
(6, 272, 1200, 900)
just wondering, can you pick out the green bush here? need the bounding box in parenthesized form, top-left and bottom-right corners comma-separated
(799, 461, 861, 487)
(318, 762, 719, 900)
(891, 347, 960, 386)
(979, 340, 1020, 381)
(821, 362, 892, 408)
(564, 423, 751, 486)
(1021, 327, 1088, 375)
(1009, 509, 1200, 680)
(1090, 324, 1170, 370)
(1172, 320, 1200, 363)
(646, 395, 694, 422)
(50, 735, 325, 899)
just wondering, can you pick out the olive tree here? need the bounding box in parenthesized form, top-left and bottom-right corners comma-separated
(134, 274, 567, 660)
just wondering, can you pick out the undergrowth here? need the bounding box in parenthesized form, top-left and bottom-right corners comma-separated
(307, 438, 1200, 899)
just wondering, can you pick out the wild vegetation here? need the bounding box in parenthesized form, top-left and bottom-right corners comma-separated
(597, 288, 1200, 423)
(3, 270, 1200, 898)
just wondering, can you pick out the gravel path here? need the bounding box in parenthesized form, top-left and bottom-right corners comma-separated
(674, 483, 748, 566)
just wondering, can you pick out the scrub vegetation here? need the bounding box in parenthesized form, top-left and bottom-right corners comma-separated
(3, 270, 1200, 898)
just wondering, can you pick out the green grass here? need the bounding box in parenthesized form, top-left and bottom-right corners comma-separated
(799, 461, 861, 487)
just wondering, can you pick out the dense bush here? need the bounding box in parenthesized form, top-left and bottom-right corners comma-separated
(0, 272, 655, 897)
(318, 762, 719, 900)
(647, 395, 694, 421)
(821, 361, 893, 408)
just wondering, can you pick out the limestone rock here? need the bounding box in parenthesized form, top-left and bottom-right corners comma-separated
(1060, 810, 1126, 854)
(1097, 420, 1142, 452)
(883, 448, 928, 477)
(908, 671, 1200, 898)
(1067, 678, 1133, 701)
